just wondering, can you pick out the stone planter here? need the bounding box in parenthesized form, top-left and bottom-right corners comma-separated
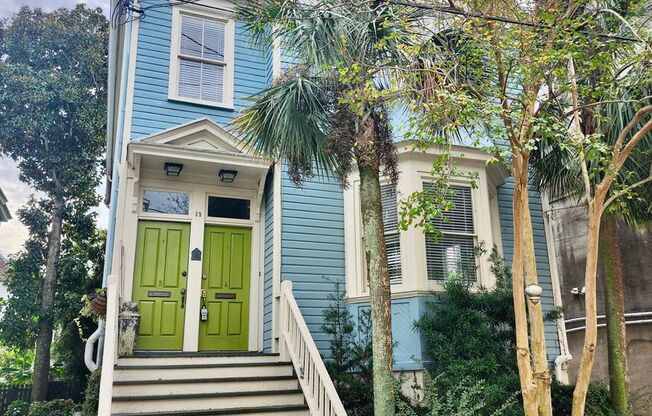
(118, 303, 140, 356)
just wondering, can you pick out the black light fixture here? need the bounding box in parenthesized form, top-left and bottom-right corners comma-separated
(219, 169, 238, 183)
(164, 162, 184, 177)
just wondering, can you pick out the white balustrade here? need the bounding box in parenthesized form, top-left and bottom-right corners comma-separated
(278, 280, 347, 416)
(97, 274, 120, 416)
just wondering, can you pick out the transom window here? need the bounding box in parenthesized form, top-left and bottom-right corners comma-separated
(381, 184, 402, 284)
(207, 196, 250, 220)
(142, 190, 190, 215)
(424, 183, 477, 283)
(170, 9, 234, 107)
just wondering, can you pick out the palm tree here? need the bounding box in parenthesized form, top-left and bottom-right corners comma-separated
(232, 2, 418, 414)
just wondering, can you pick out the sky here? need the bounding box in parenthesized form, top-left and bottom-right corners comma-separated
(0, 1, 110, 256)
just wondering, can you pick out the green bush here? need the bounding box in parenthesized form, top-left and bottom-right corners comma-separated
(322, 280, 374, 416)
(80, 368, 102, 416)
(6, 400, 29, 416)
(27, 399, 77, 416)
(552, 382, 616, 416)
(414, 249, 522, 416)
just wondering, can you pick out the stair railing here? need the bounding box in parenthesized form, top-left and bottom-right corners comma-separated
(97, 274, 120, 416)
(278, 280, 347, 416)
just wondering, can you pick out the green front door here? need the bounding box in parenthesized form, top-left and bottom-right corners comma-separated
(132, 221, 190, 350)
(199, 225, 251, 351)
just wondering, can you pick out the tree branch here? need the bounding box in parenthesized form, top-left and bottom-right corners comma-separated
(603, 172, 652, 212)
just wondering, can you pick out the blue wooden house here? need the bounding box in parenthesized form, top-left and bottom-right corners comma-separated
(93, 1, 569, 415)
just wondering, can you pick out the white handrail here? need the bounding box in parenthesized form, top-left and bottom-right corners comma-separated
(278, 280, 347, 416)
(97, 274, 120, 416)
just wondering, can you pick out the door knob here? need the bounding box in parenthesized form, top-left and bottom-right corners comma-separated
(180, 288, 187, 309)
(182, 271, 187, 277)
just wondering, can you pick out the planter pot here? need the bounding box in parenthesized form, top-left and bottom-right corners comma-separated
(89, 294, 107, 316)
(118, 310, 140, 356)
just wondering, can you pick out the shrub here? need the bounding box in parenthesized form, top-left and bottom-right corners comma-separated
(414, 249, 522, 416)
(27, 399, 77, 416)
(80, 368, 101, 416)
(322, 280, 374, 416)
(552, 382, 616, 416)
(6, 400, 29, 416)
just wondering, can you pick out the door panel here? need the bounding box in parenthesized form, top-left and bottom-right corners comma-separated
(132, 221, 190, 351)
(199, 225, 251, 351)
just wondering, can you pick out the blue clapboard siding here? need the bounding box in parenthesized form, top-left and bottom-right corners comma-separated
(280, 169, 346, 356)
(349, 297, 430, 371)
(263, 172, 274, 352)
(129, 2, 272, 139)
(497, 178, 561, 360)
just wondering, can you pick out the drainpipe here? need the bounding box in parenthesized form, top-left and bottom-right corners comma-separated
(85, 10, 133, 371)
(554, 353, 572, 385)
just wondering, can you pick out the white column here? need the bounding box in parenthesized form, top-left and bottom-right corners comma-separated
(183, 188, 205, 352)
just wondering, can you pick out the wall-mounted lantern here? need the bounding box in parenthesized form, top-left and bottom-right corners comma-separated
(219, 169, 238, 183)
(164, 162, 184, 177)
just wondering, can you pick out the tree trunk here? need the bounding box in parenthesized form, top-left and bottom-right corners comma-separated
(572, 193, 606, 416)
(511, 155, 539, 416)
(521, 185, 553, 416)
(358, 161, 395, 416)
(599, 213, 632, 416)
(31, 194, 64, 402)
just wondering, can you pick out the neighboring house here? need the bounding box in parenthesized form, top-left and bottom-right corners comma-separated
(95, 1, 567, 415)
(0, 252, 8, 302)
(547, 200, 652, 413)
(0, 187, 10, 226)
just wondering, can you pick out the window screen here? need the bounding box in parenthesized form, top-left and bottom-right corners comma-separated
(380, 184, 402, 284)
(423, 183, 477, 282)
(178, 14, 226, 103)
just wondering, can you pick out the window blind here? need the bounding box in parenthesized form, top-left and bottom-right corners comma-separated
(380, 184, 401, 284)
(178, 14, 226, 103)
(423, 183, 477, 282)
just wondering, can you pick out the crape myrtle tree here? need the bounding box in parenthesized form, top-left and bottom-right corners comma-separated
(0, 6, 108, 401)
(532, 3, 652, 414)
(393, 0, 651, 414)
(388, 0, 633, 414)
(232, 1, 421, 414)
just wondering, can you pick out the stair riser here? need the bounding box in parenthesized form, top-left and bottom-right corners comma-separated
(111, 393, 305, 413)
(221, 411, 310, 416)
(113, 379, 299, 396)
(114, 365, 294, 382)
(117, 356, 280, 366)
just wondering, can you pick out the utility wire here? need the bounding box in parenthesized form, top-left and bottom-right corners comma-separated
(388, 0, 642, 43)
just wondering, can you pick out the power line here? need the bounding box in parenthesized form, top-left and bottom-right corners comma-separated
(389, 0, 642, 43)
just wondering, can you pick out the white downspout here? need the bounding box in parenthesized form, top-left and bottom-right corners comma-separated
(85, 2, 133, 372)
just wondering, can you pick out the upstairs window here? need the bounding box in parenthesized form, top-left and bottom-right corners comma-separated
(381, 184, 402, 284)
(424, 183, 477, 283)
(170, 9, 234, 108)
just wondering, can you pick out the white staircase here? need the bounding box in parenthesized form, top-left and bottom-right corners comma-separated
(110, 352, 310, 416)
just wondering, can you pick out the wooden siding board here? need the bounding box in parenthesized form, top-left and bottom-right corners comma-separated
(497, 177, 562, 362)
(280, 169, 346, 358)
(263, 173, 274, 352)
(130, 3, 272, 140)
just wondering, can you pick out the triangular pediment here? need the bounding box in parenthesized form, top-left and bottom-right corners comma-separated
(138, 117, 247, 155)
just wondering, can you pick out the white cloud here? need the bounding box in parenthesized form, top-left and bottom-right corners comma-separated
(0, 0, 110, 19)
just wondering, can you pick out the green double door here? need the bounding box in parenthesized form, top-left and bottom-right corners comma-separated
(199, 225, 251, 351)
(132, 221, 251, 351)
(133, 221, 190, 350)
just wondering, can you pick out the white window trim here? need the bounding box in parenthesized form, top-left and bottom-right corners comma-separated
(168, 5, 235, 109)
(344, 147, 501, 300)
(421, 178, 479, 285)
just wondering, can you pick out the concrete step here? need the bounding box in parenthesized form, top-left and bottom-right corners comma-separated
(113, 362, 294, 382)
(110, 390, 305, 414)
(112, 404, 310, 416)
(117, 353, 280, 367)
(112, 375, 300, 397)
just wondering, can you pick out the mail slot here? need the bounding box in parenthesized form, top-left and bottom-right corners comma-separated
(215, 293, 236, 299)
(148, 290, 171, 298)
